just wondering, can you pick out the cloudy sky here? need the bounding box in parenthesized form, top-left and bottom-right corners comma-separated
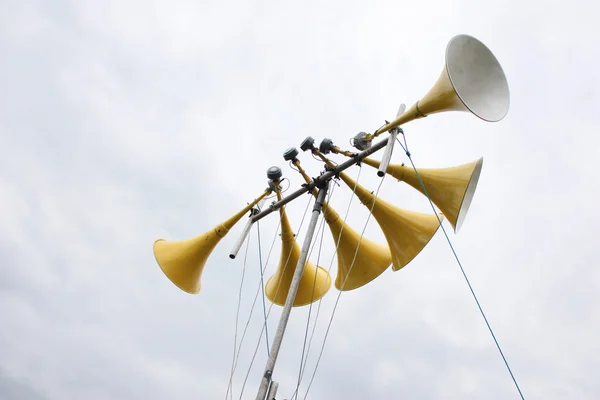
(1, 0, 599, 399)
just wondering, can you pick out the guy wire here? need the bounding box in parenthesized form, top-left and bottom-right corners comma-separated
(290, 166, 364, 399)
(396, 134, 525, 400)
(256, 221, 270, 355)
(301, 175, 386, 400)
(293, 182, 337, 399)
(225, 213, 281, 398)
(238, 194, 315, 399)
(225, 228, 253, 400)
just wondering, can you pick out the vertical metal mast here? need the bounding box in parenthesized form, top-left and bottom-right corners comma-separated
(254, 183, 329, 400)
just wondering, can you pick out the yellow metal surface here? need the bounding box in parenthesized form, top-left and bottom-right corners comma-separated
(332, 145, 356, 158)
(369, 67, 464, 140)
(362, 157, 483, 232)
(153, 190, 270, 294)
(338, 171, 443, 271)
(293, 160, 392, 291)
(265, 190, 332, 306)
(323, 204, 392, 290)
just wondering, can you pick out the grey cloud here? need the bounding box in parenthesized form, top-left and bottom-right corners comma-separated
(2, 0, 600, 399)
(0, 371, 49, 400)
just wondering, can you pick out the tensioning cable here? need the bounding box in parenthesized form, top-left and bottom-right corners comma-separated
(396, 133, 525, 400)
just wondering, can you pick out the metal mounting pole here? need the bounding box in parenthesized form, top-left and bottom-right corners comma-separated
(266, 381, 279, 400)
(229, 198, 267, 259)
(251, 135, 391, 223)
(254, 184, 329, 400)
(377, 127, 401, 177)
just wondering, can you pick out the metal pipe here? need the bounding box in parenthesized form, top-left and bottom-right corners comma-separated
(229, 198, 267, 259)
(377, 128, 400, 177)
(254, 185, 329, 400)
(266, 381, 279, 400)
(251, 135, 390, 223)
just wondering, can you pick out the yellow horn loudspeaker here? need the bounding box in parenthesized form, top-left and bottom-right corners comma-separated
(289, 156, 392, 291)
(361, 157, 483, 233)
(322, 203, 392, 291)
(265, 191, 332, 306)
(371, 34, 510, 138)
(153, 191, 269, 294)
(338, 171, 443, 271)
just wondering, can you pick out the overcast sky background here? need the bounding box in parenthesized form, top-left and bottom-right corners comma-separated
(1, 0, 599, 399)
